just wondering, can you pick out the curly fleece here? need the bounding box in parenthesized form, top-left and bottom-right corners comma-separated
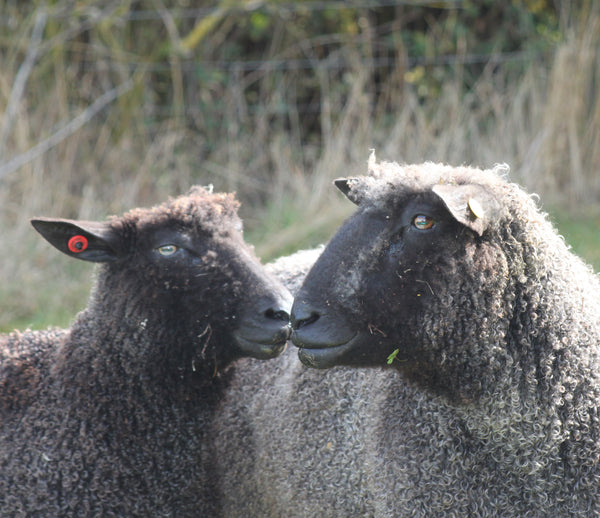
(0, 187, 288, 517)
(214, 247, 378, 517)
(215, 157, 600, 517)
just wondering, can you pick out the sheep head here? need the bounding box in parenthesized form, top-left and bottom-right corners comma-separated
(291, 160, 515, 398)
(31, 186, 292, 376)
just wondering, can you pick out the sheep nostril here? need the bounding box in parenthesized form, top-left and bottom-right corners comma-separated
(264, 308, 290, 322)
(291, 311, 320, 330)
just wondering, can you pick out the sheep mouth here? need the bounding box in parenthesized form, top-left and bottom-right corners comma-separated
(234, 325, 290, 360)
(292, 331, 360, 369)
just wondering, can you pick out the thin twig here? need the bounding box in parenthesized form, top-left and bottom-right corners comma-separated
(151, 0, 184, 119)
(0, 10, 48, 157)
(0, 79, 134, 181)
(415, 279, 435, 296)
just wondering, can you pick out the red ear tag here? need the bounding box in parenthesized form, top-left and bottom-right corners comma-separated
(68, 235, 89, 253)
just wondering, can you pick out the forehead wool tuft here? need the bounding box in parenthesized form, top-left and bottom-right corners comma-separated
(116, 186, 241, 232)
(347, 152, 510, 208)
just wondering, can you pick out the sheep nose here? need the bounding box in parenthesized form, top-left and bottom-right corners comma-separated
(290, 300, 320, 330)
(264, 307, 290, 322)
(233, 295, 292, 360)
(258, 293, 291, 323)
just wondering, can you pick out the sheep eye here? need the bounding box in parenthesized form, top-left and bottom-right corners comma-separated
(157, 244, 179, 256)
(412, 214, 435, 230)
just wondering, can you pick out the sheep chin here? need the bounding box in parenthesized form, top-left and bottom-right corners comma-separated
(232, 331, 288, 360)
(296, 336, 358, 369)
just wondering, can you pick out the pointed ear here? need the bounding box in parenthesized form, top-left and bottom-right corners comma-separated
(334, 178, 362, 205)
(431, 183, 501, 236)
(31, 218, 122, 262)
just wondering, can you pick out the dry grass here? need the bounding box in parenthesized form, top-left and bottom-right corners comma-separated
(0, 2, 598, 331)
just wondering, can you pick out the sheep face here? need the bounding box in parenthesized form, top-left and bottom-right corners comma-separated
(31, 186, 291, 375)
(291, 162, 515, 397)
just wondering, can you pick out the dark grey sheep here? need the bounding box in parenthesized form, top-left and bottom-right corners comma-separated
(286, 155, 600, 516)
(0, 186, 291, 517)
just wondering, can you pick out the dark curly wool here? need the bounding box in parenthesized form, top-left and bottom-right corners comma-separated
(218, 156, 600, 517)
(0, 187, 291, 517)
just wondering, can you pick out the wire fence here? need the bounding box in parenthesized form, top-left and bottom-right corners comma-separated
(63, 48, 540, 73)
(0, 1, 552, 88)
(4, 1, 467, 24)
(0, 1, 582, 187)
(0, 1, 557, 178)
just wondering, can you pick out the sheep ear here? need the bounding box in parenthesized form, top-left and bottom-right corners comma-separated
(431, 184, 501, 236)
(334, 178, 362, 205)
(31, 218, 121, 262)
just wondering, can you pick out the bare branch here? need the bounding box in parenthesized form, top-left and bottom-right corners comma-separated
(0, 10, 48, 157)
(0, 79, 135, 181)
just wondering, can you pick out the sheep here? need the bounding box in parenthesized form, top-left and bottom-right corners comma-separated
(0, 186, 292, 517)
(216, 155, 600, 517)
(285, 155, 600, 516)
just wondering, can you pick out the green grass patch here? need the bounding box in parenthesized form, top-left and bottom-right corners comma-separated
(550, 208, 600, 273)
(244, 193, 353, 263)
(0, 260, 92, 333)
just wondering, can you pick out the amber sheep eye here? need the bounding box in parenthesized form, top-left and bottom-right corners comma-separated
(157, 244, 179, 256)
(412, 214, 435, 230)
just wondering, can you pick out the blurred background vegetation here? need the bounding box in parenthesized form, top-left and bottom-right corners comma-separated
(1, 0, 599, 331)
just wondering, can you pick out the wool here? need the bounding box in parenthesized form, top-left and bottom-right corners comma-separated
(0, 186, 291, 517)
(214, 246, 378, 517)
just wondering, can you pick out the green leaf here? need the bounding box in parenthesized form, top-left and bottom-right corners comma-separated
(387, 349, 400, 365)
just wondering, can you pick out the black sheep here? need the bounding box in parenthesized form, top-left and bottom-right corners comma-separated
(216, 156, 600, 517)
(288, 156, 600, 516)
(0, 186, 291, 517)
